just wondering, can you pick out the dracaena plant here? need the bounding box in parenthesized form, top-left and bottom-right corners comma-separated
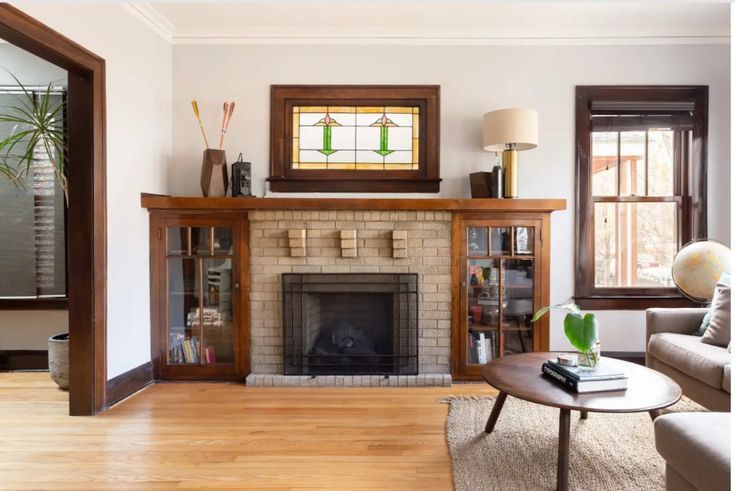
(531, 302, 599, 362)
(0, 71, 67, 204)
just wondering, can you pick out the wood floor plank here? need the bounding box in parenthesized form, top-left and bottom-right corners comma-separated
(0, 373, 495, 490)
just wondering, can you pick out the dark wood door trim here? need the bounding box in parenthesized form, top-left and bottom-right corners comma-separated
(0, 4, 107, 415)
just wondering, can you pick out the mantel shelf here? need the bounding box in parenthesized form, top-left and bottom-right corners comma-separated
(140, 194, 567, 213)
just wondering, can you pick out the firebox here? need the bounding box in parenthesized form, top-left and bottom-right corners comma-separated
(282, 273, 418, 375)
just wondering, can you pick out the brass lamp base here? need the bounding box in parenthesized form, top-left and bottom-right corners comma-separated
(502, 148, 518, 198)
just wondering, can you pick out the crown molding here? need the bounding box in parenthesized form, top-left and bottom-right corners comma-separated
(125, 3, 729, 47)
(122, 3, 174, 42)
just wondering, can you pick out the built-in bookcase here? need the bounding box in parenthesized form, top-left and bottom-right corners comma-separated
(149, 213, 249, 380)
(452, 214, 551, 380)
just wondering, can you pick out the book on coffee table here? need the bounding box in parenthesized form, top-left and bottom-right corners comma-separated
(542, 360, 628, 393)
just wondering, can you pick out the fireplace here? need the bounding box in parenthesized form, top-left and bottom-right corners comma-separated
(282, 273, 418, 376)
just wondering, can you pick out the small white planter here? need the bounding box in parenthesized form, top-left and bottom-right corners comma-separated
(48, 333, 69, 390)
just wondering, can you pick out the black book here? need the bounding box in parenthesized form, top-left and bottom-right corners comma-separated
(546, 359, 627, 381)
(542, 362, 628, 393)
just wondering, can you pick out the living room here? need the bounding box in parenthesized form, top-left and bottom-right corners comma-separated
(0, 1, 730, 489)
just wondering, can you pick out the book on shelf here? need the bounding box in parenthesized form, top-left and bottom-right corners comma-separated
(467, 332, 479, 364)
(477, 333, 488, 364)
(541, 361, 627, 393)
(204, 345, 217, 363)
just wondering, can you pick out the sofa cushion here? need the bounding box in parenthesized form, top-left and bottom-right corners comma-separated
(648, 333, 730, 388)
(702, 277, 731, 347)
(724, 365, 731, 393)
(698, 272, 731, 336)
(655, 412, 731, 491)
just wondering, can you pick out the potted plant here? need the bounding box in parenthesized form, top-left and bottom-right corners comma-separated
(531, 302, 601, 367)
(0, 72, 68, 389)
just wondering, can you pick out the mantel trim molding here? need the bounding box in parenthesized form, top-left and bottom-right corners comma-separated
(141, 194, 567, 213)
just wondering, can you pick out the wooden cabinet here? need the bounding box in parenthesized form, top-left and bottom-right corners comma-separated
(149, 212, 249, 380)
(451, 213, 551, 380)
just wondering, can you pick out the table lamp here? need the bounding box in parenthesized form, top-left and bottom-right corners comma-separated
(482, 108, 538, 198)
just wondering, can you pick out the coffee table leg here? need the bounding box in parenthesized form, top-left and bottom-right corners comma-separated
(580, 411, 588, 420)
(557, 408, 571, 491)
(484, 391, 508, 433)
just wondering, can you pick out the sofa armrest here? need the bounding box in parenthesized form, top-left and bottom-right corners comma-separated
(646, 308, 707, 345)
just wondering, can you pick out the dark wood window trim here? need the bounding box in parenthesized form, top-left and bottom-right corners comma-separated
(0, 298, 68, 310)
(268, 85, 441, 193)
(575, 86, 707, 310)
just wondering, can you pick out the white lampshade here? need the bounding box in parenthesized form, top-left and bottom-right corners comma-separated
(482, 108, 539, 152)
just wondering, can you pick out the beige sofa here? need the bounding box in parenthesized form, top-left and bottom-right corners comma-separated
(646, 308, 730, 411)
(655, 412, 731, 491)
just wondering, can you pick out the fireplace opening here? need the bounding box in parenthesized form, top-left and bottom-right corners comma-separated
(282, 273, 418, 375)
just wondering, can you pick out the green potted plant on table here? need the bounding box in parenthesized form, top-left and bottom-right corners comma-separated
(531, 302, 601, 367)
(0, 73, 68, 389)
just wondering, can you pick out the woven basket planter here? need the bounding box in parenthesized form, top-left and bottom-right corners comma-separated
(48, 333, 69, 390)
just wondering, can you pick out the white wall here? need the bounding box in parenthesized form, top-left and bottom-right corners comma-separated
(15, 3, 172, 378)
(0, 44, 69, 351)
(171, 43, 730, 352)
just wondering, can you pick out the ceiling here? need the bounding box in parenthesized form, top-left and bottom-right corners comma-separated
(125, 1, 730, 45)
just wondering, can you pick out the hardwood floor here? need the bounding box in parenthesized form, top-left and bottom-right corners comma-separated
(0, 373, 495, 490)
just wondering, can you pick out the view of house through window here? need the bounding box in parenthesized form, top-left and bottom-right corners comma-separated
(591, 129, 681, 288)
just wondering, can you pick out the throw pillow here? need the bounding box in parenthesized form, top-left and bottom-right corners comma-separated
(701, 276, 731, 348)
(697, 272, 731, 336)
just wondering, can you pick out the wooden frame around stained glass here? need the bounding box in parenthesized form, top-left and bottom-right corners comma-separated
(269, 85, 441, 193)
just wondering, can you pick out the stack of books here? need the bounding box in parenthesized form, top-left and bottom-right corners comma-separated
(468, 331, 498, 364)
(542, 359, 628, 393)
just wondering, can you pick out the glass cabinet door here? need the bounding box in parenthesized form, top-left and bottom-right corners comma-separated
(165, 224, 236, 368)
(465, 223, 539, 368)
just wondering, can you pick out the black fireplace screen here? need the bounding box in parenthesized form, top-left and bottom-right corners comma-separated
(282, 273, 419, 375)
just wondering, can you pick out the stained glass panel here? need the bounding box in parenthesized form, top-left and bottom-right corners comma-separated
(292, 106, 420, 170)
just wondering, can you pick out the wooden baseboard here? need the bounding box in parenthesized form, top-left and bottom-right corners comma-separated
(105, 361, 154, 407)
(602, 351, 645, 366)
(0, 350, 48, 370)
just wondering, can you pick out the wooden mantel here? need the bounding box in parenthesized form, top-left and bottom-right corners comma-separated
(141, 194, 567, 212)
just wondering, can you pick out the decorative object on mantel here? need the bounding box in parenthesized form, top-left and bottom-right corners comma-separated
(531, 302, 600, 368)
(469, 154, 503, 198)
(340, 230, 357, 257)
(230, 153, 254, 197)
(482, 108, 538, 198)
(392, 230, 408, 258)
(288, 229, 306, 257)
(268, 85, 441, 193)
(671, 239, 731, 302)
(191, 99, 236, 197)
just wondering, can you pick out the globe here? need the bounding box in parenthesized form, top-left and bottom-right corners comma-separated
(672, 240, 731, 302)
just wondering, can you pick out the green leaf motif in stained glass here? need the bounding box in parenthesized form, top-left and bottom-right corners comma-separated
(313, 113, 340, 156)
(370, 113, 397, 157)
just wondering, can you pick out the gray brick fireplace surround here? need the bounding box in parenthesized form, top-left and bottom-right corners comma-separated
(244, 209, 453, 387)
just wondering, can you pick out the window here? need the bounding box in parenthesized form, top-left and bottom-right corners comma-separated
(269, 85, 440, 193)
(575, 86, 707, 309)
(0, 86, 67, 308)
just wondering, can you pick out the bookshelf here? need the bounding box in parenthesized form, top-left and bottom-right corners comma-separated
(452, 213, 551, 380)
(149, 212, 249, 380)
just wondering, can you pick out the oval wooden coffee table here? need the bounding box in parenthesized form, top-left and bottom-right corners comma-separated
(481, 352, 681, 491)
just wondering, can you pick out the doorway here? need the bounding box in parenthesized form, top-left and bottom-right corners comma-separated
(0, 4, 106, 415)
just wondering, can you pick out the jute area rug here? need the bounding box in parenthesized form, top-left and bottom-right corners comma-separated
(444, 395, 704, 491)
